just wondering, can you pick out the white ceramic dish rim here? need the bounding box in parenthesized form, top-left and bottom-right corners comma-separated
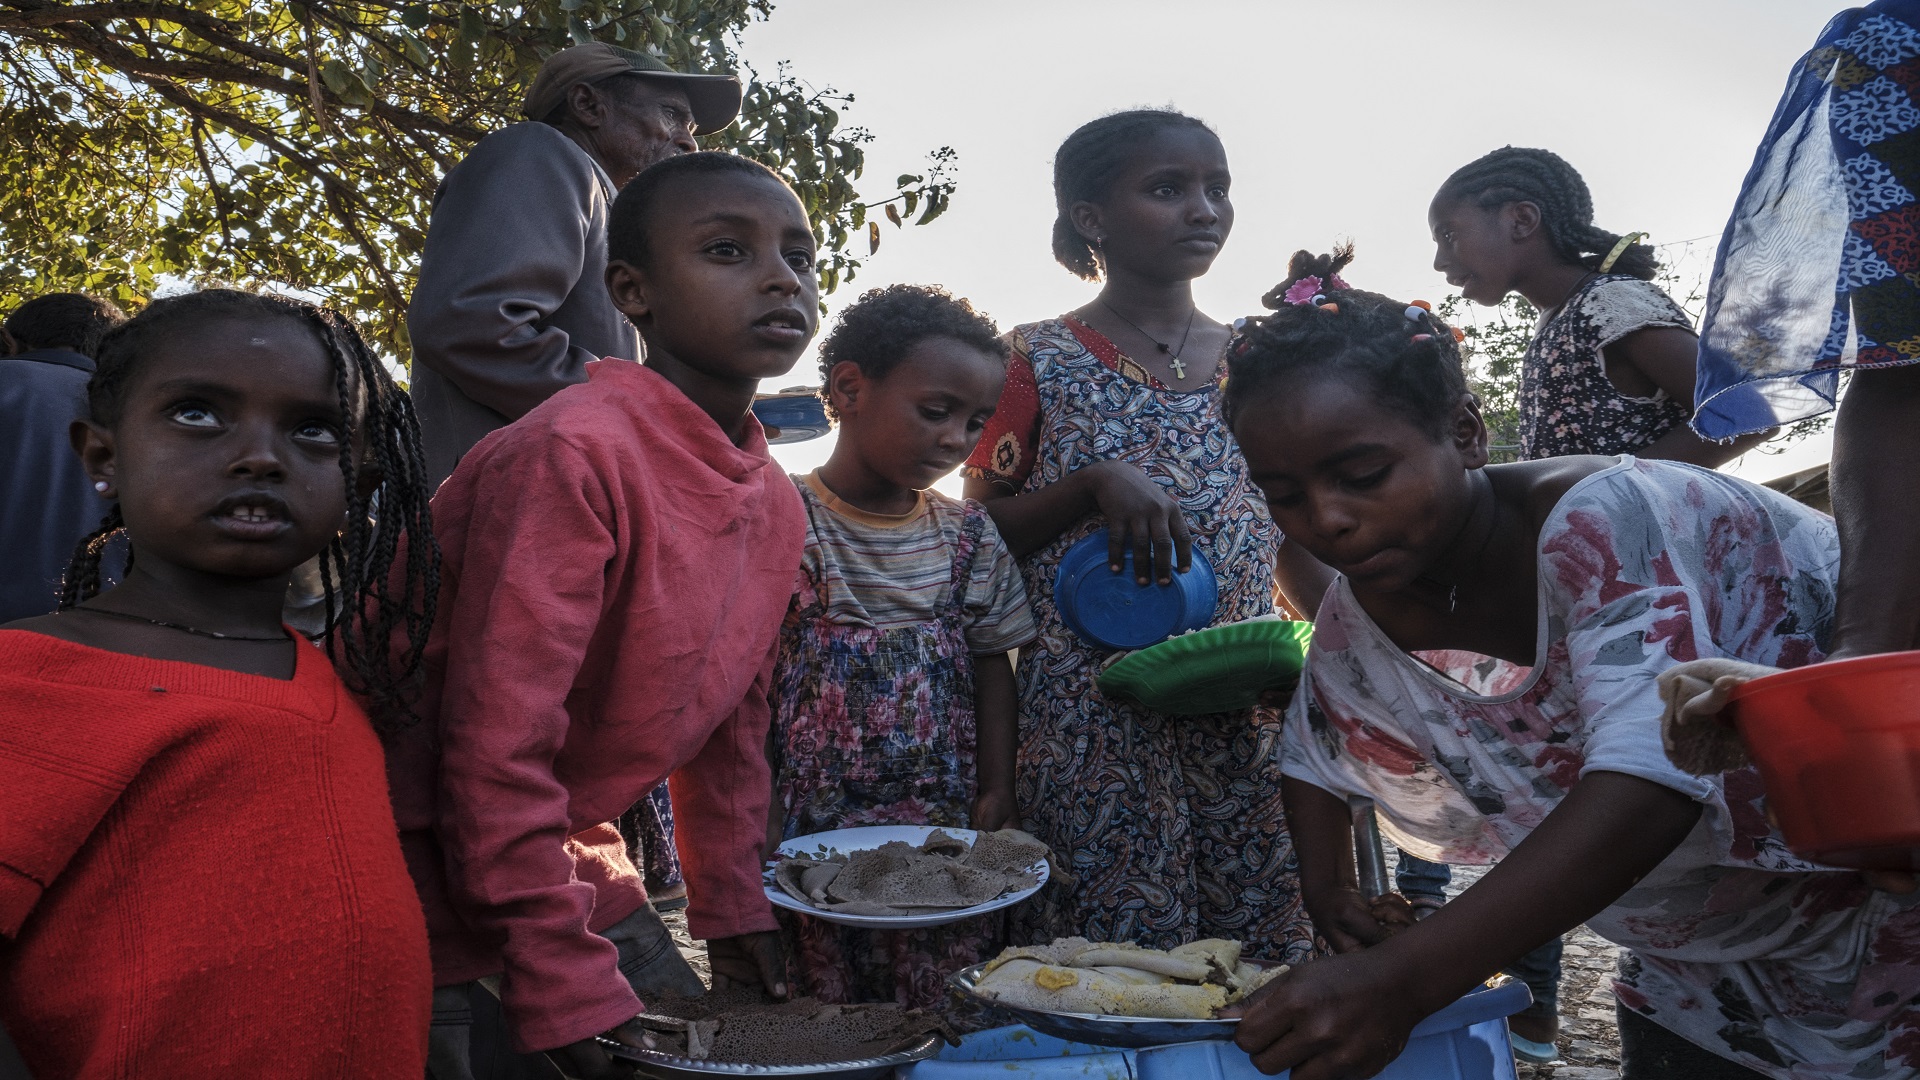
(762, 825, 1048, 929)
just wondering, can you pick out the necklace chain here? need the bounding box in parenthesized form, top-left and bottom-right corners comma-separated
(1099, 300, 1198, 380)
(74, 605, 290, 642)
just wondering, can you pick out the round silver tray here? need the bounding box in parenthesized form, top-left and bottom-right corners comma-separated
(597, 1032, 943, 1079)
(947, 958, 1277, 1049)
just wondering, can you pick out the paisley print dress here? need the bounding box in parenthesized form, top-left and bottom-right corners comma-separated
(963, 317, 1319, 963)
(1284, 458, 1920, 1077)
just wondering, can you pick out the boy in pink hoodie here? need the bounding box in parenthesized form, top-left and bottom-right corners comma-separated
(390, 152, 817, 1079)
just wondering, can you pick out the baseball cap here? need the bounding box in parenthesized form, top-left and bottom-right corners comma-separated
(522, 42, 743, 135)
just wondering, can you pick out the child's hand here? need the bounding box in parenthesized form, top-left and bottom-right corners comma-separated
(1082, 461, 1193, 585)
(971, 788, 1020, 832)
(1233, 949, 1429, 1080)
(1304, 884, 1412, 954)
(1656, 658, 1779, 774)
(545, 1014, 653, 1079)
(709, 931, 790, 1000)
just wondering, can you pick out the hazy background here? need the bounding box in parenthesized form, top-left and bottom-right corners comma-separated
(741, 0, 1851, 488)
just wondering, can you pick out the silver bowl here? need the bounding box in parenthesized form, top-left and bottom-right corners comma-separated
(946, 960, 1265, 1049)
(596, 1033, 944, 1079)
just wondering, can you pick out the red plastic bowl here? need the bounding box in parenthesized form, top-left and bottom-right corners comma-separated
(1729, 650, 1920, 870)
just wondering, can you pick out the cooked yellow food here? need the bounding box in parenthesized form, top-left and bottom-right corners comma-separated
(971, 937, 1288, 1020)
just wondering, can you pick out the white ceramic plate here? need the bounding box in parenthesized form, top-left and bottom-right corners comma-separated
(763, 825, 1048, 929)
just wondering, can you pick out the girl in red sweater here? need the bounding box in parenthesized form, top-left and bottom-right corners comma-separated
(0, 290, 439, 1079)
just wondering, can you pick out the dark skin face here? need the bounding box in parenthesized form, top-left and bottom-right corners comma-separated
(818, 337, 1006, 515)
(1068, 126, 1236, 392)
(606, 171, 819, 443)
(555, 76, 698, 189)
(1233, 372, 1549, 665)
(3, 316, 361, 678)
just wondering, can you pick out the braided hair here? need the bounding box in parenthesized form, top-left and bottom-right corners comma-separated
(1223, 247, 1472, 439)
(1435, 147, 1658, 280)
(815, 284, 1008, 421)
(61, 289, 441, 735)
(1051, 109, 1218, 281)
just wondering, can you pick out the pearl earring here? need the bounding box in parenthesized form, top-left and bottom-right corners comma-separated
(94, 481, 110, 493)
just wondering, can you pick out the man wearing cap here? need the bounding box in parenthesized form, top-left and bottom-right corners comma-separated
(407, 43, 741, 487)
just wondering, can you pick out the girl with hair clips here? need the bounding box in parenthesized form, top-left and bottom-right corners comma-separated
(961, 109, 1319, 965)
(0, 290, 440, 1078)
(1430, 146, 1773, 466)
(1420, 147, 1776, 1059)
(1220, 251, 1920, 1080)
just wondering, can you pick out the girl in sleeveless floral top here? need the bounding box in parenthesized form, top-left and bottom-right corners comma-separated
(1219, 257, 1919, 1080)
(768, 287, 1035, 1008)
(961, 110, 1321, 965)
(1430, 146, 1773, 464)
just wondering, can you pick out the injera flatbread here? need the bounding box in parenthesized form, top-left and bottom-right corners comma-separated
(636, 989, 952, 1065)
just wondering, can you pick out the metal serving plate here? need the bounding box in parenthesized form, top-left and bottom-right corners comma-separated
(764, 825, 1049, 929)
(946, 958, 1278, 1049)
(596, 1033, 943, 1079)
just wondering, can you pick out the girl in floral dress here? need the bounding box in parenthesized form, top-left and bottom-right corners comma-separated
(1429, 146, 1771, 464)
(961, 110, 1319, 964)
(1220, 258, 1920, 1080)
(769, 286, 1034, 1007)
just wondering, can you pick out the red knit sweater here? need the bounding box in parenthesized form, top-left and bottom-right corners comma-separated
(385, 360, 806, 1053)
(0, 631, 431, 1079)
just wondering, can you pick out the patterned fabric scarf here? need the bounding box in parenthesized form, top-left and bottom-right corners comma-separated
(1694, 0, 1920, 439)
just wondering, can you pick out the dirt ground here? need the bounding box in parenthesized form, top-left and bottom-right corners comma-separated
(666, 858, 1626, 1077)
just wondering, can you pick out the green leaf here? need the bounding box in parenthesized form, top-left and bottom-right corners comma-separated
(319, 58, 355, 97)
(568, 15, 594, 45)
(916, 193, 946, 226)
(401, 5, 429, 29)
(457, 6, 486, 45)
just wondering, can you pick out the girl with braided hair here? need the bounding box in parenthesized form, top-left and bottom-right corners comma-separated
(960, 109, 1319, 964)
(1430, 146, 1771, 465)
(1221, 253, 1920, 1079)
(0, 289, 440, 1077)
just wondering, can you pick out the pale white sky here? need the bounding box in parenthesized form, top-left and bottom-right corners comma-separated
(741, 0, 1851, 488)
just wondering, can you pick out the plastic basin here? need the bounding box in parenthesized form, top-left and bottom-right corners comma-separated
(1729, 650, 1920, 869)
(1053, 528, 1219, 651)
(903, 979, 1530, 1080)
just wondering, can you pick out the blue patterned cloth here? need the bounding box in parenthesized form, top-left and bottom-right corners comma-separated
(1694, 1, 1920, 439)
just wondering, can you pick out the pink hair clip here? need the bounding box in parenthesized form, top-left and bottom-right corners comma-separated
(1282, 276, 1323, 306)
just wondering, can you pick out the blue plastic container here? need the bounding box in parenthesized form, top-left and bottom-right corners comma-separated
(751, 393, 831, 443)
(1054, 528, 1219, 651)
(902, 980, 1530, 1080)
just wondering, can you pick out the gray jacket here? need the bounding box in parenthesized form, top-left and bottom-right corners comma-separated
(0, 348, 111, 620)
(407, 121, 642, 487)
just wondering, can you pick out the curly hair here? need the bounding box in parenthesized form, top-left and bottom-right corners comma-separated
(1435, 146, 1658, 280)
(64, 289, 440, 736)
(815, 284, 1009, 421)
(1051, 109, 1218, 281)
(1223, 246, 1471, 440)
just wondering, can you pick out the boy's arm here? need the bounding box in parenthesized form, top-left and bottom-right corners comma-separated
(433, 441, 639, 1054)
(670, 638, 787, 996)
(970, 652, 1019, 831)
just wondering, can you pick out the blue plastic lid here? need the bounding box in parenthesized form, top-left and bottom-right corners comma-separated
(752, 393, 831, 444)
(1054, 528, 1218, 651)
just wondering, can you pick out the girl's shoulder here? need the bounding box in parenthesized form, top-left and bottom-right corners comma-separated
(1007, 317, 1098, 368)
(1568, 275, 1696, 340)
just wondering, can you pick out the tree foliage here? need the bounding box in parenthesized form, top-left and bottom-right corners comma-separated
(0, 0, 955, 360)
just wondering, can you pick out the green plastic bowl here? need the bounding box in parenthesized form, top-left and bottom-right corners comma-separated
(1096, 617, 1313, 715)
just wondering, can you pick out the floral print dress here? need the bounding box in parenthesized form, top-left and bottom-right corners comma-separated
(1283, 457, 1920, 1077)
(963, 317, 1319, 964)
(1518, 275, 1695, 459)
(770, 478, 1034, 1007)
